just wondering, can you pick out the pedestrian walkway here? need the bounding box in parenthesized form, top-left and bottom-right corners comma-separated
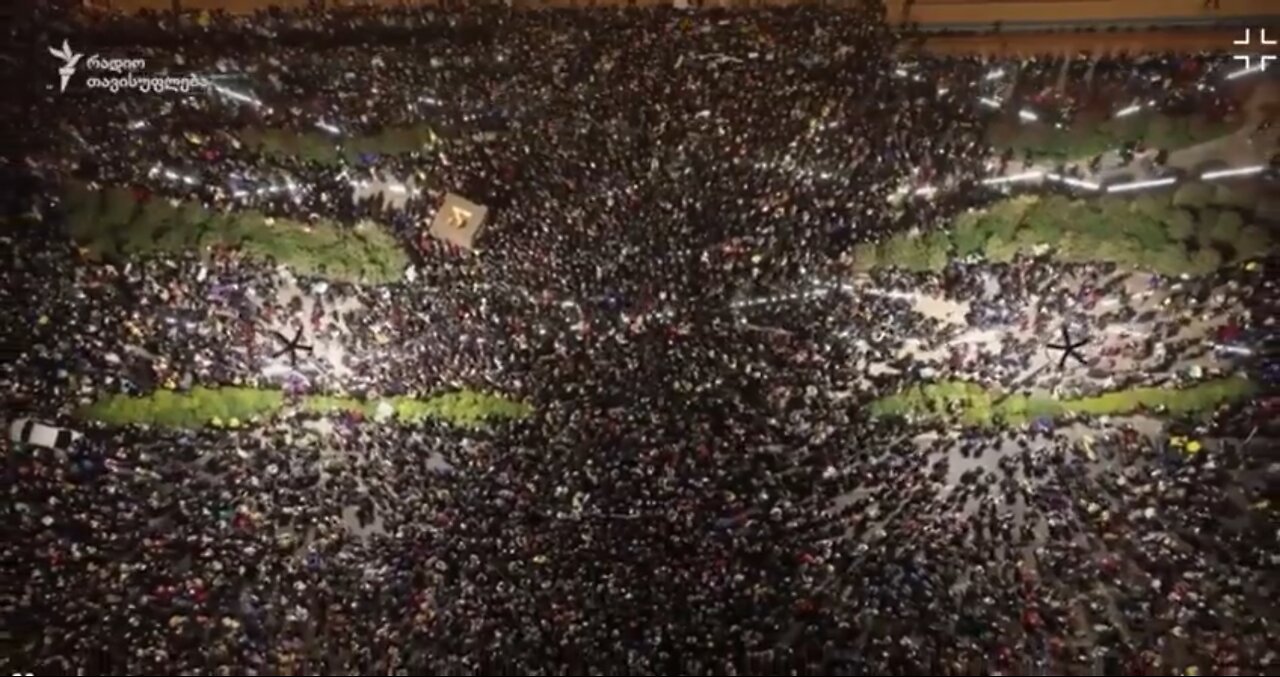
(847, 268, 1243, 403)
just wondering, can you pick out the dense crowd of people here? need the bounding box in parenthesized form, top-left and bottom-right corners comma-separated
(2, 1, 1276, 675)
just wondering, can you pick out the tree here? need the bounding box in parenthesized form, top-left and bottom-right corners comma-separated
(1130, 193, 1168, 221)
(984, 234, 1019, 263)
(1194, 207, 1220, 247)
(198, 213, 236, 250)
(877, 235, 935, 272)
(134, 198, 176, 232)
(1208, 210, 1244, 246)
(1122, 210, 1170, 251)
(923, 230, 952, 271)
(174, 201, 211, 231)
(900, 237, 935, 272)
(67, 186, 408, 283)
(101, 187, 140, 229)
(65, 187, 105, 241)
(882, 236, 916, 269)
(1116, 236, 1146, 270)
(986, 195, 1038, 241)
(1093, 237, 1136, 267)
(851, 242, 879, 272)
(1012, 226, 1043, 254)
(1187, 247, 1222, 275)
(1069, 198, 1117, 240)
(951, 210, 990, 258)
(1163, 208, 1195, 241)
(1055, 232, 1095, 263)
(1024, 203, 1065, 242)
(1232, 226, 1273, 262)
(123, 200, 176, 256)
(1212, 184, 1256, 210)
(1144, 244, 1192, 276)
(1172, 182, 1213, 209)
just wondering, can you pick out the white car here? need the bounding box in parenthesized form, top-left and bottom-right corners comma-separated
(8, 418, 82, 451)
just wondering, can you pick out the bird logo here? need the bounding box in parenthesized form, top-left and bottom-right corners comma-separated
(48, 39, 83, 93)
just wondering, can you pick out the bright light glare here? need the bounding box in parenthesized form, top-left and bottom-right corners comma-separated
(1018, 109, 1039, 122)
(1201, 165, 1265, 180)
(982, 171, 1044, 185)
(1213, 343, 1253, 356)
(1046, 174, 1101, 191)
(1062, 177, 1101, 191)
(1114, 104, 1142, 118)
(979, 97, 1002, 109)
(316, 121, 342, 135)
(985, 69, 1005, 80)
(211, 84, 262, 108)
(1225, 63, 1265, 80)
(1106, 177, 1177, 193)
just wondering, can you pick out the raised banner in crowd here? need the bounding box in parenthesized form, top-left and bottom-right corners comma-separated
(428, 193, 489, 251)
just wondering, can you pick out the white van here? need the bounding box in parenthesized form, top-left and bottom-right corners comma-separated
(8, 418, 82, 451)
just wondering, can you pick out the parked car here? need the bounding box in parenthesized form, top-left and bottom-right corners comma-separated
(8, 418, 82, 451)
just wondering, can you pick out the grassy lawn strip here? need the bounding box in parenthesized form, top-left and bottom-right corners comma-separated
(854, 184, 1272, 276)
(986, 110, 1235, 161)
(240, 124, 440, 165)
(869, 376, 1255, 427)
(64, 183, 409, 284)
(79, 386, 531, 430)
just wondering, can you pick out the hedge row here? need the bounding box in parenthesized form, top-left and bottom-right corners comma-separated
(854, 185, 1272, 276)
(78, 386, 532, 430)
(64, 183, 409, 284)
(303, 390, 532, 427)
(986, 111, 1234, 161)
(240, 124, 440, 165)
(869, 376, 1255, 427)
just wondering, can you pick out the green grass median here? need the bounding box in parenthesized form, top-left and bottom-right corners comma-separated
(869, 376, 1256, 427)
(64, 183, 409, 284)
(854, 185, 1273, 276)
(78, 386, 532, 430)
